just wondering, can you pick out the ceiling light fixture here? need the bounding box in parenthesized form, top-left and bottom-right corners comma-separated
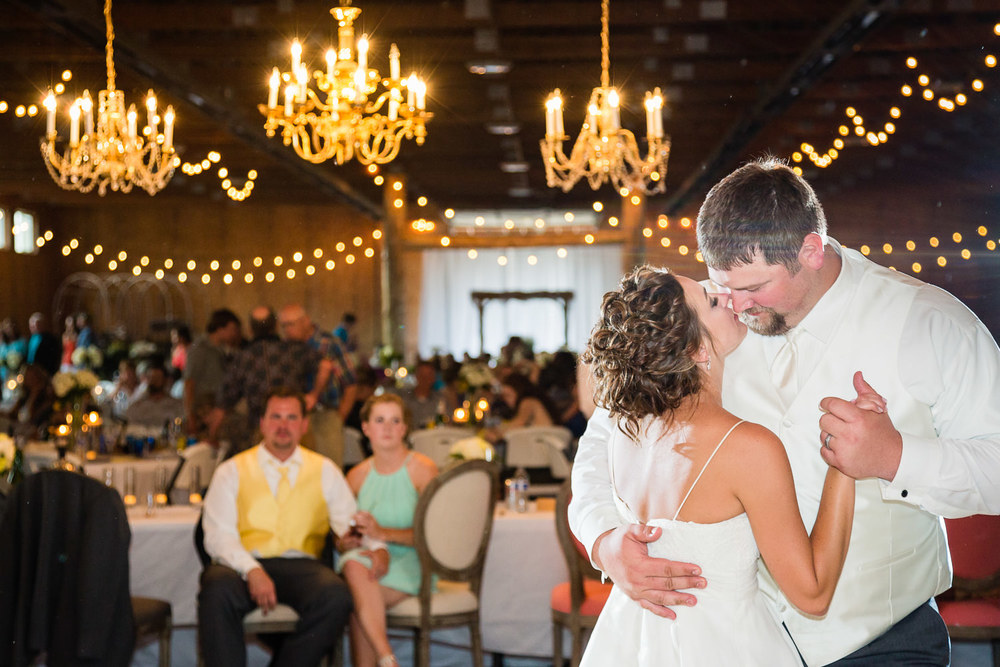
(540, 0, 670, 194)
(260, 0, 431, 165)
(40, 0, 177, 195)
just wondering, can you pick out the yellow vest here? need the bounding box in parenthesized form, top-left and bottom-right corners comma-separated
(234, 445, 330, 558)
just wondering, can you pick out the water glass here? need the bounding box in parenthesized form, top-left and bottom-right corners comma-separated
(123, 466, 137, 507)
(188, 466, 203, 506)
(154, 465, 169, 508)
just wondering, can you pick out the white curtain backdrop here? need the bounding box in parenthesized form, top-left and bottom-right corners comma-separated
(418, 245, 623, 358)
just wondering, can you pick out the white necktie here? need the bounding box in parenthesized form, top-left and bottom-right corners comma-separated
(771, 327, 804, 408)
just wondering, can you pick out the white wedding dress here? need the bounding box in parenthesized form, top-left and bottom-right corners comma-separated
(580, 421, 802, 666)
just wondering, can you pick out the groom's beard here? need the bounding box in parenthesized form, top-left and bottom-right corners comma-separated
(739, 306, 790, 336)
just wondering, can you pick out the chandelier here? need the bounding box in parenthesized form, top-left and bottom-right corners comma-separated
(259, 0, 431, 165)
(40, 0, 177, 196)
(540, 0, 670, 195)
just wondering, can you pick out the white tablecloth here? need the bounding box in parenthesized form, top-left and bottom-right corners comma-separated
(127, 502, 566, 661)
(129, 505, 203, 626)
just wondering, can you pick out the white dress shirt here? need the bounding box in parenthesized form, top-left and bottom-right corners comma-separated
(203, 444, 384, 577)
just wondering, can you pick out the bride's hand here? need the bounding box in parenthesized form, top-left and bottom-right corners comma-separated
(851, 371, 886, 413)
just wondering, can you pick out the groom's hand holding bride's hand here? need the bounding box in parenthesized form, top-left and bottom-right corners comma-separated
(818, 370, 903, 481)
(593, 524, 706, 619)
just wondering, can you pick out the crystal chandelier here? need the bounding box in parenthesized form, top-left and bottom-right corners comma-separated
(259, 0, 431, 165)
(39, 0, 177, 196)
(540, 0, 670, 195)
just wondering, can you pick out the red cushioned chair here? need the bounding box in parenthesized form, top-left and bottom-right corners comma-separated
(551, 480, 613, 667)
(937, 514, 1000, 666)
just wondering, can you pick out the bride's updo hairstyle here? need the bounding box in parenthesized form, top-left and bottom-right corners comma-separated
(582, 265, 708, 441)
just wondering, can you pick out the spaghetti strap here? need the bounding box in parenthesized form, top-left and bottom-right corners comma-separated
(671, 420, 745, 521)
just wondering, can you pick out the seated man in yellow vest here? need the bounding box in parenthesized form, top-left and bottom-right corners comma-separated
(199, 386, 388, 666)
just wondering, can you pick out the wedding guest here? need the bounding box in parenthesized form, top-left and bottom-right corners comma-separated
(26, 313, 61, 377)
(340, 393, 438, 667)
(208, 306, 331, 453)
(199, 388, 369, 666)
(183, 308, 241, 437)
(2, 364, 55, 440)
(74, 312, 95, 351)
(110, 359, 141, 421)
(60, 315, 77, 371)
(483, 372, 558, 443)
(571, 158, 1000, 665)
(0, 318, 27, 383)
(125, 361, 184, 430)
(344, 365, 379, 457)
(278, 304, 356, 465)
(394, 359, 447, 429)
(538, 350, 587, 440)
(170, 324, 192, 376)
(333, 312, 358, 352)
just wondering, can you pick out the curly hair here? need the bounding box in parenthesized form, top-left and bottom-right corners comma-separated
(582, 266, 707, 442)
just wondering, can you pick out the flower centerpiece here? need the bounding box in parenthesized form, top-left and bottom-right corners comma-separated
(52, 368, 101, 449)
(458, 361, 495, 395)
(448, 436, 495, 463)
(0, 432, 23, 489)
(71, 345, 104, 371)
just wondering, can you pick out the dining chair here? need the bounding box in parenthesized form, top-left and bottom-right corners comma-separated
(551, 480, 613, 667)
(0, 469, 173, 667)
(936, 514, 1000, 666)
(385, 459, 499, 667)
(408, 425, 476, 469)
(168, 442, 219, 498)
(192, 515, 342, 667)
(343, 425, 366, 468)
(504, 425, 574, 495)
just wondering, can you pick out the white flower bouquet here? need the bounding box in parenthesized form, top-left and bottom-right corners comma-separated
(459, 362, 494, 391)
(53, 369, 100, 399)
(71, 345, 104, 371)
(448, 436, 495, 462)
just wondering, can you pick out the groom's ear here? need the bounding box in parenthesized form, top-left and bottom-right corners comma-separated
(798, 232, 826, 271)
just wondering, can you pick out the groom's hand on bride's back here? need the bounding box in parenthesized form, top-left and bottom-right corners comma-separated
(593, 524, 706, 619)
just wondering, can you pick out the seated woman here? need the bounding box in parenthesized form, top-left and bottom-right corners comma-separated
(338, 393, 438, 667)
(483, 372, 559, 443)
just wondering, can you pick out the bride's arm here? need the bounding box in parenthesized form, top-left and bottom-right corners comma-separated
(731, 424, 855, 616)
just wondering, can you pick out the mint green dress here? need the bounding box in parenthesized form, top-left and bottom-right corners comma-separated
(338, 454, 425, 595)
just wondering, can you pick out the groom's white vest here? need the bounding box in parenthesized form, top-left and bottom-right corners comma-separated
(723, 248, 951, 666)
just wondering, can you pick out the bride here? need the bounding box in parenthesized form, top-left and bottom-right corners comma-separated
(578, 266, 882, 665)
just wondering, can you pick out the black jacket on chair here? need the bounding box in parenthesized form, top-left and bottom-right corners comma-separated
(0, 470, 135, 667)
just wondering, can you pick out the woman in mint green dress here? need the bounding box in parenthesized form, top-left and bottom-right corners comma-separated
(339, 393, 438, 667)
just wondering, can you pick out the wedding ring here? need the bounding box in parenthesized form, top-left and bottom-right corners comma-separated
(823, 433, 833, 449)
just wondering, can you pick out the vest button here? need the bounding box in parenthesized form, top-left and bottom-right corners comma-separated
(781, 419, 792, 429)
(901, 489, 908, 498)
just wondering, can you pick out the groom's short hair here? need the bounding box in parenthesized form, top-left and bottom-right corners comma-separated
(696, 157, 827, 272)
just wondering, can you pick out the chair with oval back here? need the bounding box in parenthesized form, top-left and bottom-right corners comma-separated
(551, 479, 613, 667)
(385, 458, 499, 667)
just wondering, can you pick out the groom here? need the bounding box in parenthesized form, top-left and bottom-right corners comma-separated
(569, 158, 1000, 665)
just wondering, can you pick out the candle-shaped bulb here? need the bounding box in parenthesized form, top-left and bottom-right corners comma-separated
(291, 39, 302, 71)
(389, 43, 401, 80)
(127, 104, 138, 140)
(268, 68, 280, 109)
(69, 101, 81, 147)
(325, 49, 336, 81)
(163, 106, 175, 151)
(414, 78, 426, 110)
(406, 73, 417, 108)
(284, 84, 296, 116)
(296, 63, 308, 103)
(43, 90, 56, 137)
(357, 34, 369, 72)
(81, 90, 94, 137)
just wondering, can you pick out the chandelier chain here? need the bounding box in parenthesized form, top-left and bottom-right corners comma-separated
(104, 0, 116, 92)
(600, 0, 609, 90)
